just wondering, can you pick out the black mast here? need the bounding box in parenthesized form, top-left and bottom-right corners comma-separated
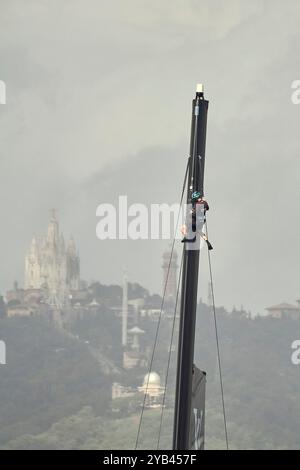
(173, 84, 209, 450)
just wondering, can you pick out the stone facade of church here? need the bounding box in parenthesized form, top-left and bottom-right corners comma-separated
(24, 210, 80, 308)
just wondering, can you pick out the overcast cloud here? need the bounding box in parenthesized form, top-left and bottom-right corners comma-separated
(0, 0, 300, 314)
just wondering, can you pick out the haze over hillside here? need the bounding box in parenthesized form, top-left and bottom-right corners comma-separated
(1, 292, 300, 450)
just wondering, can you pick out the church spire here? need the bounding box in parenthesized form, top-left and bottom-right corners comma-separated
(29, 236, 39, 255)
(67, 236, 76, 255)
(47, 209, 59, 245)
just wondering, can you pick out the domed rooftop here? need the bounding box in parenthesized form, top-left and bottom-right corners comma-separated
(128, 326, 145, 335)
(143, 371, 161, 387)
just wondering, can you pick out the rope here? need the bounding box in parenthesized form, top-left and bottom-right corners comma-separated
(206, 220, 229, 450)
(156, 253, 183, 450)
(134, 160, 189, 450)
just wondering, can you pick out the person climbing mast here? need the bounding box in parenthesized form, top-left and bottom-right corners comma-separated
(181, 190, 213, 250)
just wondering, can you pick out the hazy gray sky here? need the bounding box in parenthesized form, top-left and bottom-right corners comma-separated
(1, 0, 300, 314)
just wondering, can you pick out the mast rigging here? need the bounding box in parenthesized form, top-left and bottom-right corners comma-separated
(173, 84, 209, 450)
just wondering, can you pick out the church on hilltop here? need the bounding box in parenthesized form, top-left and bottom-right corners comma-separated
(24, 210, 80, 306)
(6, 211, 80, 320)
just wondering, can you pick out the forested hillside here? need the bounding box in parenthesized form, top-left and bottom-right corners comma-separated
(1, 303, 300, 449)
(0, 316, 112, 445)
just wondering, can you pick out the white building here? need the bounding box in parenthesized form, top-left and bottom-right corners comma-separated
(25, 210, 80, 307)
(138, 372, 165, 408)
(265, 301, 300, 319)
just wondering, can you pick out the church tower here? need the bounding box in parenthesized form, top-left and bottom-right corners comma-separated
(25, 237, 41, 289)
(40, 210, 67, 307)
(162, 246, 178, 302)
(46, 209, 59, 246)
(24, 211, 80, 307)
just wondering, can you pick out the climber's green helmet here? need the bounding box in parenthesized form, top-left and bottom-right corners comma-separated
(191, 191, 201, 202)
